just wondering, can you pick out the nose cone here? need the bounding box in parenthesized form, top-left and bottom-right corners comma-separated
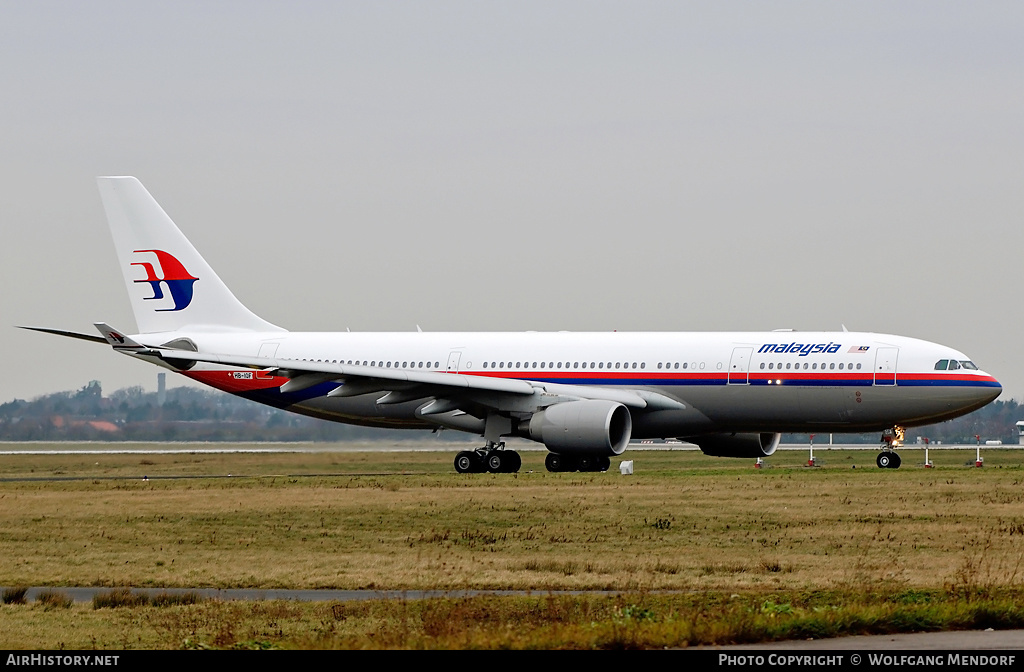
(966, 370, 1002, 410)
(979, 373, 1002, 403)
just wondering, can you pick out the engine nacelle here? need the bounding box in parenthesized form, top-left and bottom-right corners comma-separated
(693, 432, 781, 458)
(529, 400, 632, 456)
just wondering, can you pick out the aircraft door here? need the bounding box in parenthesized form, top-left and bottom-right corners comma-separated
(728, 347, 753, 384)
(874, 347, 898, 386)
(447, 351, 462, 373)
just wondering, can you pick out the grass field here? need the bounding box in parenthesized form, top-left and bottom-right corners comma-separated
(2, 443, 1024, 648)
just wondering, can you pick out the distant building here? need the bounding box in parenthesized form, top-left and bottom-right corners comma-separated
(1018, 421, 1024, 446)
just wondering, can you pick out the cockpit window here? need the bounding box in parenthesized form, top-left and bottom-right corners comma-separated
(934, 359, 948, 370)
(948, 360, 961, 370)
(960, 361, 978, 370)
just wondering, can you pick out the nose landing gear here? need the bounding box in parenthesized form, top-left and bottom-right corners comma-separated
(876, 426, 905, 469)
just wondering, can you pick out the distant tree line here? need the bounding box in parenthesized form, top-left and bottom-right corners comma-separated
(0, 381, 1019, 445)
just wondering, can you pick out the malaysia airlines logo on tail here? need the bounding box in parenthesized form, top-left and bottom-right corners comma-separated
(131, 249, 198, 312)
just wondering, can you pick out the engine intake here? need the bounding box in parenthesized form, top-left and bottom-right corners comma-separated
(528, 400, 632, 456)
(692, 432, 781, 458)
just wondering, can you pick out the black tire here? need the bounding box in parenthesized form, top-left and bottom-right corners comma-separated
(890, 452, 902, 469)
(505, 451, 522, 473)
(597, 456, 611, 472)
(487, 452, 505, 473)
(578, 456, 595, 472)
(877, 452, 891, 469)
(545, 453, 565, 472)
(455, 451, 477, 474)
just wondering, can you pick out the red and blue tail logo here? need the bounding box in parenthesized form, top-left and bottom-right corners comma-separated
(131, 250, 198, 312)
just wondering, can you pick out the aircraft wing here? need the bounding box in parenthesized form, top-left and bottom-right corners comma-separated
(134, 347, 684, 413)
(25, 323, 686, 415)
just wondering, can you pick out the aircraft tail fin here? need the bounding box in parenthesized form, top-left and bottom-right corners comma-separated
(96, 177, 284, 335)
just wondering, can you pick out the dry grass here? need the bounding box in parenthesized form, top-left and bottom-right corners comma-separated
(4, 589, 1024, 649)
(3, 445, 1024, 647)
(3, 447, 1024, 593)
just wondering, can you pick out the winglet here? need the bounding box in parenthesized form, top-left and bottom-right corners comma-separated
(93, 322, 145, 349)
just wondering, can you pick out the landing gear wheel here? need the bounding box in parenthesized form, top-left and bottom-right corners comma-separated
(485, 450, 521, 473)
(876, 452, 901, 469)
(455, 451, 480, 474)
(577, 456, 596, 472)
(486, 452, 505, 473)
(597, 456, 611, 472)
(545, 453, 567, 472)
(505, 451, 522, 473)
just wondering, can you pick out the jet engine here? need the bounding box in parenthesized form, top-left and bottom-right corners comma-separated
(691, 432, 781, 458)
(528, 400, 632, 456)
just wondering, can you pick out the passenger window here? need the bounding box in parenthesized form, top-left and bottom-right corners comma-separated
(829, 363, 835, 370)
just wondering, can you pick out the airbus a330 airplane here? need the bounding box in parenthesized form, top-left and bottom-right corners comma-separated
(25, 177, 1002, 473)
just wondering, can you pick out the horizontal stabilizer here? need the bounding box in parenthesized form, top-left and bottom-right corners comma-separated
(18, 326, 106, 345)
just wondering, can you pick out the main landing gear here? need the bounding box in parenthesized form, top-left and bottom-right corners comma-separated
(454, 442, 522, 473)
(876, 426, 905, 469)
(545, 453, 611, 473)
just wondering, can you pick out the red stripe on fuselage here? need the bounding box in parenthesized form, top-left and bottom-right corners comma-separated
(183, 370, 286, 393)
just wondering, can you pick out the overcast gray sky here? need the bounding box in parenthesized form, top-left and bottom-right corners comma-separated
(3, 1, 1023, 404)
